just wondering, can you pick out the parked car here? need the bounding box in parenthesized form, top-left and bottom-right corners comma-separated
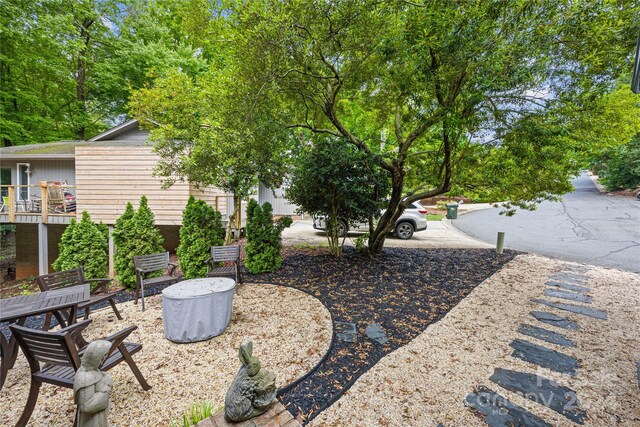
(312, 201, 428, 240)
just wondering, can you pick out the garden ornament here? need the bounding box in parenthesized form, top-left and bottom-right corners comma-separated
(224, 341, 277, 422)
(74, 340, 113, 427)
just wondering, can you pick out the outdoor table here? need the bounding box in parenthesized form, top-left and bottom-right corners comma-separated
(162, 278, 235, 343)
(0, 284, 90, 390)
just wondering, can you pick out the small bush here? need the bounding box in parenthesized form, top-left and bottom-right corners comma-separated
(112, 196, 165, 288)
(177, 196, 224, 279)
(53, 211, 108, 279)
(600, 135, 640, 191)
(169, 400, 220, 427)
(244, 200, 292, 274)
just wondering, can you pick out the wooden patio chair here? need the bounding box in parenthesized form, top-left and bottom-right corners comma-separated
(206, 245, 243, 291)
(134, 251, 182, 311)
(36, 268, 123, 330)
(47, 184, 68, 213)
(9, 319, 151, 427)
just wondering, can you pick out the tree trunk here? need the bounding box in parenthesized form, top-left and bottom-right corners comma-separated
(369, 167, 406, 255)
(225, 193, 241, 245)
(75, 18, 93, 140)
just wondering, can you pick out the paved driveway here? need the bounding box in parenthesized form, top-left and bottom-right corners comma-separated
(453, 172, 640, 273)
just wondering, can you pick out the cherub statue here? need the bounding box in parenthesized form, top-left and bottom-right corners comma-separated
(74, 340, 113, 427)
(224, 342, 277, 422)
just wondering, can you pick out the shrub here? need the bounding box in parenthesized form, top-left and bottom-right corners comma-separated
(244, 200, 292, 274)
(177, 196, 224, 279)
(113, 196, 165, 288)
(600, 134, 640, 191)
(53, 211, 108, 279)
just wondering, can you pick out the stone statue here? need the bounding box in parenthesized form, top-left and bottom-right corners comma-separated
(224, 342, 277, 422)
(74, 340, 113, 427)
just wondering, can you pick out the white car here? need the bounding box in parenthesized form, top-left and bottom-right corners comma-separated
(312, 201, 428, 240)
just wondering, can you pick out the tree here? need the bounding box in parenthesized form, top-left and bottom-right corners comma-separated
(53, 211, 108, 279)
(112, 197, 164, 288)
(244, 200, 292, 274)
(224, 0, 638, 254)
(177, 196, 225, 279)
(286, 136, 389, 255)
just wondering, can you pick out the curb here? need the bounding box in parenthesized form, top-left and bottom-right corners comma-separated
(440, 217, 495, 248)
(587, 173, 607, 193)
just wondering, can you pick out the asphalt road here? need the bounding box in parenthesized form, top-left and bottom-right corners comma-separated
(453, 172, 640, 273)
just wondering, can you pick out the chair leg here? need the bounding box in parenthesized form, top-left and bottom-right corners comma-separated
(108, 298, 123, 320)
(119, 345, 151, 391)
(15, 379, 41, 427)
(134, 283, 140, 305)
(140, 282, 146, 312)
(83, 307, 90, 320)
(42, 312, 52, 331)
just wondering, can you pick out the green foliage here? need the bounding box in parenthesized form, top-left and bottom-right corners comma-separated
(169, 400, 220, 427)
(600, 135, 640, 191)
(244, 200, 292, 274)
(286, 136, 389, 256)
(112, 197, 164, 288)
(177, 196, 224, 279)
(53, 212, 108, 279)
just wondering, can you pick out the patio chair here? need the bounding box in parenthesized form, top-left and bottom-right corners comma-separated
(36, 268, 123, 330)
(134, 251, 182, 311)
(10, 319, 151, 427)
(206, 245, 243, 291)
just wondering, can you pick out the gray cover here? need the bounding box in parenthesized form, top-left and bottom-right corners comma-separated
(162, 278, 235, 343)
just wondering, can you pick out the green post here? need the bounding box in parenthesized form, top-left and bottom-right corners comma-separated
(496, 231, 505, 254)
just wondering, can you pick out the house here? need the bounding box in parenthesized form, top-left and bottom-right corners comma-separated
(0, 120, 231, 280)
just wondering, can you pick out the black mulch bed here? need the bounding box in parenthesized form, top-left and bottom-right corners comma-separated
(250, 247, 519, 425)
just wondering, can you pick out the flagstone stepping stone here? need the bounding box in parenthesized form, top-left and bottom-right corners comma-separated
(544, 289, 592, 304)
(564, 265, 589, 273)
(531, 311, 580, 330)
(465, 386, 552, 427)
(545, 281, 590, 294)
(510, 339, 580, 376)
(365, 323, 388, 344)
(532, 299, 607, 320)
(549, 273, 587, 284)
(517, 324, 575, 347)
(335, 321, 357, 343)
(489, 368, 587, 424)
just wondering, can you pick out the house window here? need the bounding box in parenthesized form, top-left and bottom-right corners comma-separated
(17, 163, 30, 201)
(0, 168, 10, 197)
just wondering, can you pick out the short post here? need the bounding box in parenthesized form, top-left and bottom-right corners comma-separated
(108, 226, 115, 278)
(40, 181, 48, 224)
(496, 231, 505, 254)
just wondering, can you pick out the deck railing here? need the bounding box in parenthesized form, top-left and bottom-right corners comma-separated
(0, 183, 76, 224)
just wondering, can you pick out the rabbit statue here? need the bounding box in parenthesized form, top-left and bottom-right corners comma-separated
(224, 341, 277, 422)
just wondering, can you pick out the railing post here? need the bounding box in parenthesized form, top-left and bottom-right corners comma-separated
(8, 186, 15, 223)
(41, 181, 48, 224)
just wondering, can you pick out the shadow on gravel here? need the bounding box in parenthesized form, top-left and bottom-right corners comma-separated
(251, 247, 519, 424)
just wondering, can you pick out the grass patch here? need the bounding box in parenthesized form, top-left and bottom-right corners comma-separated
(169, 400, 221, 427)
(426, 213, 445, 221)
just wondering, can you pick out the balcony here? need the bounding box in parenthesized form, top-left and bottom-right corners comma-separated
(0, 184, 76, 225)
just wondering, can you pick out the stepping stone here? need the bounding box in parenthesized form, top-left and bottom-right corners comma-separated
(517, 324, 575, 347)
(545, 280, 590, 294)
(564, 265, 589, 273)
(464, 386, 552, 427)
(335, 321, 357, 343)
(531, 311, 580, 330)
(365, 323, 388, 344)
(510, 339, 580, 376)
(544, 289, 592, 304)
(489, 368, 587, 424)
(532, 299, 607, 320)
(549, 273, 587, 284)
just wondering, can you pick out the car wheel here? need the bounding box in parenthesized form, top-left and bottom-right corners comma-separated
(337, 220, 348, 237)
(395, 221, 414, 240)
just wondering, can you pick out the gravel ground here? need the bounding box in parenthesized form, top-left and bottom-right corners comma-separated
(0, 284, 332, 426)
(312, 254, 640, 426)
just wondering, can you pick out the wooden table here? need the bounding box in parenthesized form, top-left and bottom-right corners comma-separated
(0, 284, 90, 390)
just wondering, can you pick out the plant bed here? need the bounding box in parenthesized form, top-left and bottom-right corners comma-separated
(250, 247, 519, 424)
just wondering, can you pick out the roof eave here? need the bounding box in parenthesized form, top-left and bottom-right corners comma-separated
(0, 154, 76, 161)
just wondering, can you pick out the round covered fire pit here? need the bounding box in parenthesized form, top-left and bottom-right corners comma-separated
(162, 277, 235, 343)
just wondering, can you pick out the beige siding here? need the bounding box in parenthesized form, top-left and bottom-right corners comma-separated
(75, 146, 189, 225)
(189, 184, 229, 217)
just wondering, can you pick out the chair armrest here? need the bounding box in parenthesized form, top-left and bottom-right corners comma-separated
(54, 318, 93, 335)
(87, 278, 112, 294)
(102, 325, 138, 354)
(168, 262, 178, 276)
